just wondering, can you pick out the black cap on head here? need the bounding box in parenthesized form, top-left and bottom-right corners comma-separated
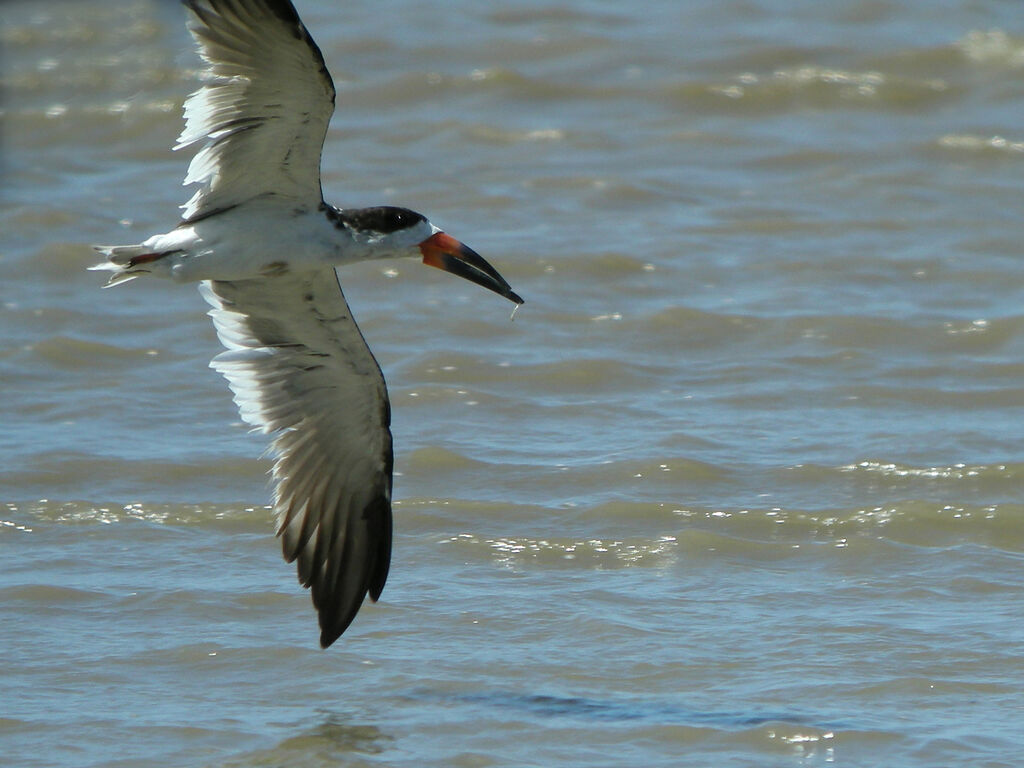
(333, 206, 426, 235)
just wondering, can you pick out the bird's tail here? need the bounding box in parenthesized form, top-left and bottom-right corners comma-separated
(89, 244, 178, 287)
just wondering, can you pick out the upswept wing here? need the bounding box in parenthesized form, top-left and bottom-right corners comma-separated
(200, 270, 392, 647)
(178, 0, 336, 220)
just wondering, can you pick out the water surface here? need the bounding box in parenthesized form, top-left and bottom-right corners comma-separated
(2, 1, 1023, 766)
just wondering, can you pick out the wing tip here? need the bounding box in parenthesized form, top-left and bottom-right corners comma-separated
(317, 605, 362, 649)
(319, 626, 343, 649)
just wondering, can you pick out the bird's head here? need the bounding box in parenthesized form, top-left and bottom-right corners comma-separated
(333, 205, 523, 306)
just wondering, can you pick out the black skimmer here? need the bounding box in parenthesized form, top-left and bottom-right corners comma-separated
(92, 0, 523, 648)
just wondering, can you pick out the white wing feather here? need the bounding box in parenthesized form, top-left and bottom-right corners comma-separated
(200, 270, 393, 646)
(178, 0, 336, 219)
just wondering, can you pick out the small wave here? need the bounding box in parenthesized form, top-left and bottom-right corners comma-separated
(28, 335, 162, 368)
(404, 446, 491, 474)
(523, 175, 663, 207)
(461, 124, 567, 146)
(453, 356, 656, 392)
(665, 66, 950, 113)
(935, 134, 1024, 157)
(406, 686, 827, 729)
(440, 530, 682, 569)
(673, 501, 1024, 553)
(601, 307, 1024, 359)
(0, 717, 43, 734)
(486, 7, 629, 26)
(840, 460, 1024, 482)
(344, 67, 618, 108)
(955, 28, 1024, 67)
(6, 450, 268, 504)
(0, 584, 104, 604)
(6, 499, 272, 529)
(421, 497, 1024, 570)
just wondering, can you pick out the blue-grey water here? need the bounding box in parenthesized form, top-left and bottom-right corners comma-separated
(3, 1, 1024, 766)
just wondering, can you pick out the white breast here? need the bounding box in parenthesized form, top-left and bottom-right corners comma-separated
(166, 202, 350, 283)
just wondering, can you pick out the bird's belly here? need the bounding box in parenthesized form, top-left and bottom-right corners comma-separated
(169, 207, 341, 282)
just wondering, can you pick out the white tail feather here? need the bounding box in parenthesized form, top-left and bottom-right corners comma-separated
(90, 244, 157, 287)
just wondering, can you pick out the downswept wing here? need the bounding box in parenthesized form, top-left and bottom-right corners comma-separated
(178, 0, 336, 220)
(200, 270, 393, 647)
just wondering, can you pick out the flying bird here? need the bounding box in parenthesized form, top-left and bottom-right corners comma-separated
(92, 0, 523, 648)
